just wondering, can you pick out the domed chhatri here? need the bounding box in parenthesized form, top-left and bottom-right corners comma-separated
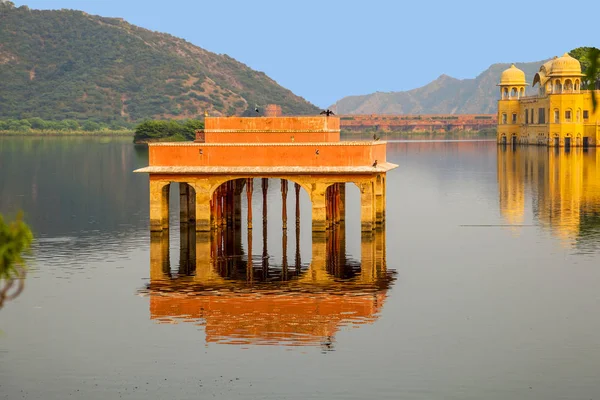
(496, 51, 600, 149)
(499, 64, 527, 86)
(549, 52, 585, 77)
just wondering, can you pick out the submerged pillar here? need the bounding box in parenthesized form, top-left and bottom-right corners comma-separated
(150, 180, 169, 231)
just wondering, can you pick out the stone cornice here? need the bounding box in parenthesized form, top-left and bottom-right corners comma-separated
(134, 163, 398, 174)
(149, 141, 387, 147)
(204, 129, 340, 133)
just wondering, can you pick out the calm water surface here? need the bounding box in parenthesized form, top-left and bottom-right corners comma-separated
(1, 137, 600, 399)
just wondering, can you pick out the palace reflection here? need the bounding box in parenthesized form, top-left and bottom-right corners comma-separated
(144, 225, 394, 349)
(498, 146, 600, 249)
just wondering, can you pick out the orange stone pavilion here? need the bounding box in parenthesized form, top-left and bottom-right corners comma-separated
(135, 115, 397, 234)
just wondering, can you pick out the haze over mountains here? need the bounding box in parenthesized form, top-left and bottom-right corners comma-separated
(331, 61, 546, 115)
(0, 2, 318, 123)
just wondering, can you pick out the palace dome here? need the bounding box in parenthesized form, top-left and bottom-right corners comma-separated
(549, 53, 584, 77)
(499, 64, 527, 86)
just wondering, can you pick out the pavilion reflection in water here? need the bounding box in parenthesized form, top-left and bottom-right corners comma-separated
(498, 146, 600, 248)
(144, 224, 394, 349)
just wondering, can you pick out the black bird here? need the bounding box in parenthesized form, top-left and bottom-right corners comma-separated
(254, 106, 260, 113)
(373, 133, 380, 141)
(372, 160, 378, 168)
(320, 109, 335, 116)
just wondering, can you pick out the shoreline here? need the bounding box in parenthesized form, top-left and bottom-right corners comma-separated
(0, 130, 133, 137)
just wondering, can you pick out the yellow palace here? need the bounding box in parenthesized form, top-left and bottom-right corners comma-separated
(497, 52, 600, 147)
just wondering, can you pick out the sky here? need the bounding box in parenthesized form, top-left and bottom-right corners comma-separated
(10, 0, 599, 108)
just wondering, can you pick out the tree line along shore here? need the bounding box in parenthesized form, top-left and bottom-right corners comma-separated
(0, 118, 497, 142)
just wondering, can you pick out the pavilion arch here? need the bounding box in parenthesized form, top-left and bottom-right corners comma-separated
(519, 87, 525, 97)
(575, 79, 580, 91)
(503, 87, 509, 99)
(510, 87, 518, 98)
(554, 79, 562, 93)
(564, 79, 573, 92)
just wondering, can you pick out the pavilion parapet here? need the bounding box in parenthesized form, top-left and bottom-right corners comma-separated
(201, 116, 340, 143)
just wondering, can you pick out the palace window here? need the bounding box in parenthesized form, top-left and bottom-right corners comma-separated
(577, 109, 581, 122)
(538, 108, 546, 124)
(531, 109, 535, 123)
(512, 113, 517, 123)
(565, 110, 572, 122)
(525, 109, 529, 124)
(502, 113, 507, 124)
(554, 109, 560, 123)
(584, 110, 589, 121)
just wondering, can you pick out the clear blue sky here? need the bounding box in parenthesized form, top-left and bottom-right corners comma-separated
(12, 0, 599, 107)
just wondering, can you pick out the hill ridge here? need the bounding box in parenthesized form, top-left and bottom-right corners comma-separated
(0, 2, 319, 123)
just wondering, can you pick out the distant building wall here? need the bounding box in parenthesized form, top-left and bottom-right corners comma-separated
(339, 114, 497, 132)
(265, 104, 283, 117)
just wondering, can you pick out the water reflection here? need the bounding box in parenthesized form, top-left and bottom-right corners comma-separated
(143, 226, 395, 348)
(498, 146, 600, 250)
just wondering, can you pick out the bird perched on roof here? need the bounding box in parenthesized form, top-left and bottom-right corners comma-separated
(373, 133, 380, 141)
(254, 105, 260, 113)
(320, 109, 335, 116)
(372, 160, 378, 168)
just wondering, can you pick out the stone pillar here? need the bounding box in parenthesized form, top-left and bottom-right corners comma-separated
(193, 180, 213, 232)
(295, 183, 301, 227)
(180, 183, 190, 223)
(338, 183, 346, 222)
(375, 175, 385, 226)
(311, 183, 328, 233)
(359, 180, 375, 232)
(262, 178, 268, 222)
(210, 193, 217, 230)
(187, 185, 196, 222)
(150, 180, 169, 231)
(246, 178, 253, 229)
(226, 181, 234, 227)
(281, 179, 288, 230)
(262, 178, 269, 276)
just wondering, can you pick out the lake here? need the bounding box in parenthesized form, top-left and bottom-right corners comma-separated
(1, 137, 600, 399)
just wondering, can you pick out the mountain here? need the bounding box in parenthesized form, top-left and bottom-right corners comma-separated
(0, 2, 319, 123)
(331, 61, 546, 115)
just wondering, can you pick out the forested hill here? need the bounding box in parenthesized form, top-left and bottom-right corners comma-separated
(0, 2, 319, 124)
(332, 60, 546, 115)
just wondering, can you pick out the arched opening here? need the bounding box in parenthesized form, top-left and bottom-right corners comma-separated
(554, 80, 562, 93)
(546, 82, 552, 94)
(554, 108, 560, 123)
(564, 79, 573, 93)
(519, 87, 525, 98)
(503, 87, 509, 99)
(565, 108, 572, 122)
(565, 135, 571, 151)
(510, 87, 518, 98)
(577, 109, 581, 122)
(502, 113, 507, 124)
(575, 79, 580, 92)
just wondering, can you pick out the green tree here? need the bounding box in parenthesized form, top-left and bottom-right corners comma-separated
(0, 213, 33, 309)
(570, 47, 600, 110)
(82, 120, 101, 131)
